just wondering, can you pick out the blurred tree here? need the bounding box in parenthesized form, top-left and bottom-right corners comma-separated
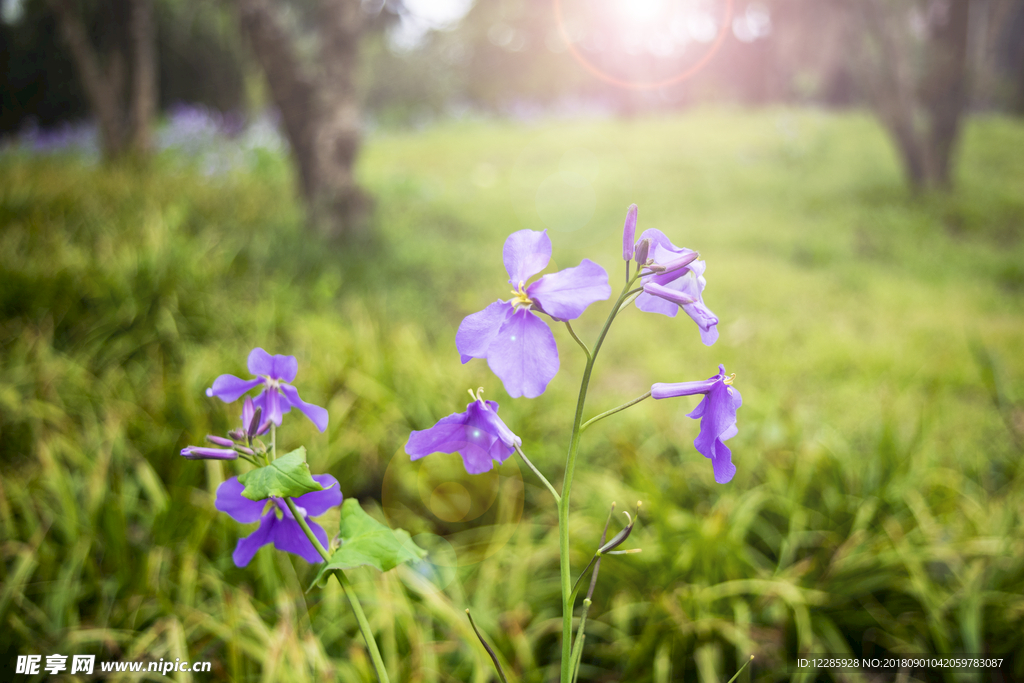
(46, 0, 157, 158)
(157, 0, 247, 114)
(0, 0, 247, 137)
(851, 0, 971, 190)
(228, 0, 368, 238)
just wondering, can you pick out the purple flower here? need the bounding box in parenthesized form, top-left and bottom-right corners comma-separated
(633, 228, 719, 346)
(215, 474, 342, 566)
(206, 348, 329, 432)
(456, 230, 611, 398)
(405, 391, 521, 475)
(652, 365, 741, 484)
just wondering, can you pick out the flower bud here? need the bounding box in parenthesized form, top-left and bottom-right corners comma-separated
(227, 429, 246, 441)
(181, 446, 238, 460)
(656, 251, 699, 275)
(598, 504, 640, 554)
(247, 406, 263, 440)
(643, 281, 697, 306)
(622, 204, 638, 261)
(206, 435, 235, 447)
(633, 237, 650, 266)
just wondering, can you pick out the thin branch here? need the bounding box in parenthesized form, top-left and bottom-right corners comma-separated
(580, 391, 652, 432)
(563, 321, 592, 361)
(514, 444, 560, 504)
(465, 610, 509, 683)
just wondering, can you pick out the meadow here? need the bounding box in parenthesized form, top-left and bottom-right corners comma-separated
(1, 108, 1022, 682)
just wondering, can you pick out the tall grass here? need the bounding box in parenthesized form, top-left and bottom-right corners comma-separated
(1, 109, 1022, 682)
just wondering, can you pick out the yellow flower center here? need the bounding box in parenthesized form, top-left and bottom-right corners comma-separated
(509, 280, 533, 309)
(723, 373, 736, 385)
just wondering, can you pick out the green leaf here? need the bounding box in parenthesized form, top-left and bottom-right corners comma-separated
(237, 447, 326, 501)
(312, 499, 426, 585)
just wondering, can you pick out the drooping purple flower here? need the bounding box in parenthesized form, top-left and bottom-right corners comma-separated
(652, 364, 741, 484)
(633, 228, 719, 346)
(206, 348, 328, 432)
(456, 230, 611, 398)
(215, 474, 342, 566)
(405, 391, 521, 475)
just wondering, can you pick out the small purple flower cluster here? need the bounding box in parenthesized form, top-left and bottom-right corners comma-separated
(409, 204, 741, 483)
(180, 348, 336, 566)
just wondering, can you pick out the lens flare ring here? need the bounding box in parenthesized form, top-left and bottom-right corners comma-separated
(552, 0, 735, 90)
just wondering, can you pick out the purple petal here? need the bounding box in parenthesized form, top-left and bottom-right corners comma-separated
(405, 399, 518, 475)
(637, 228, 687, 262)
(683, 301, 719, 346)
(271, 516, 328, 563)
(709, 440, 737, 484)
(280, 384, 329, 433)
(528, 259, 611, 321)
(634, 290, 680, 317)
(232, 512, 277, 567)
(293, 474, 343, 516)
(253, 387, 288, 426)
(456, 300, 515, 364)
(216, 477, 268, 523)
(622, 204, 637, 261)
(486, 308, 559, 399)
(467, 399, 521, 449)
(688, 394, 708, 420)
(406, 411, 501, 474)
(693, 383, 738, 467)
(247, 348, 298, 382)
(503, 229, 551, 285)
(206, 374, 264, 402)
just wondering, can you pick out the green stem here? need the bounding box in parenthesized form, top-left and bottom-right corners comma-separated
(284, 498, 390, 683)
(558, 271, 641, 682)
(515, 444, 560, 504)
(580, 391, 652, 433)
(563, 321, 592, 361)
(568, 599, 593, 681)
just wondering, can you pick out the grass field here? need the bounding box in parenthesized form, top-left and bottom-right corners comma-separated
(1, 108, 1023, 682)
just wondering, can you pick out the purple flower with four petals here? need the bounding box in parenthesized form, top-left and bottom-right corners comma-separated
(456, 230, 611, 398)
(632, 227, 719, 346)
(215, 474, 342, 566)
(405, 391, 521, 474)
(652, 365, 742, 484)
(206, 348, 329, 432)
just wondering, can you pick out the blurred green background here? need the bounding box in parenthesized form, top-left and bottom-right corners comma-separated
(3, 0, 1024, 681)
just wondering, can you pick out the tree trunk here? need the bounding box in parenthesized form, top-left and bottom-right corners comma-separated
(854, 0, 971, 191)
(232, 0, 368, 239)
(311, 0, 369, 237)
(48, 0, 127, 158)
(48, 0, 158, 160)
(920, 0, 970, 188)
(128, 0, 156, 154)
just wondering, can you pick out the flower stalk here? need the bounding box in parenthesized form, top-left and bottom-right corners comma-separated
(558, 268, 642, 681)
(284, 497, 390, 683)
